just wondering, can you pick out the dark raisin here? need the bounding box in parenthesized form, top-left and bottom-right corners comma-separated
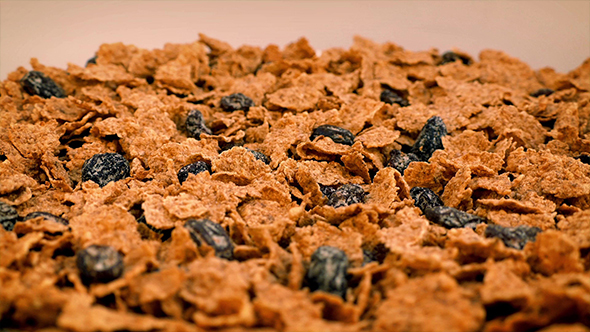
(76, 245, 124, 284)
(529, 88, 555, 98)
(577, 154, 590, 165)
(20, 71, 66, 99)
(306, 246, 349, 298)
(327, 184, 365, 208)
(177, 161, 210, 184)
(411, 116, 447, 162)
(424, 206, 485, 229)
(185, 219, 233, 259)
(310, 125, 355, 146)
(440, 51, 472, 65)
(362, 249, 377, 265)
(220, 93, 255, 112)
(81, 153, 130, 187)
(410, 187, 444, 214)
(484, 225, 542, 250)
(0, 202, 20, 231)
(319, 184, 337, 197)
(386, 150, 419, 175)
(380, 89, 409, 107)
(85, 56, 97, 67)
(185, 109, 212, 139)
(23, 212, 69, 226)
(246, 148, 271, 165)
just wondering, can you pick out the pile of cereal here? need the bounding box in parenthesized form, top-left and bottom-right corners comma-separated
(1, 34, 589, 332)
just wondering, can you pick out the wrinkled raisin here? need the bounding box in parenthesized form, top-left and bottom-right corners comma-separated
(20, 71, 66, 99)
(484, 225, 542, 250)
(424, 206, 485, 229)
(386, 150, 419, 175)
(23, 212, 69, 226)
(529, 88, 554, 98)
(185, 109, 212, 139)
(327, 184, 365, 208)
(410, 187, 444, 214)
(0, 202, 20, 231)
(440, 51, 472, 65)
(185, 219, 233, 259)
(86, 56, 97, 67)
(306, 246, 349, 298)
(76, 245, 124, 284)
(380, 89, 409, 107)
(411, 116, 447, 161)
(82, 153, 130, 187)
(310, 125, 355, 146)
(177, 161, 210, 184)
(220, 93, 254, 112)
(246, 148, 271, 164)
(319, 184, 337, 197)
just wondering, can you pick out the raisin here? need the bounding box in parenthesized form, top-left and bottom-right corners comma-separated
(0, 202, 20, 231)
(306, 246, 349, 298)
(81, 153, 130, 187)
(484, 225, 542, 250)
(185, 109, 212, 139)
(85, 56, 97, 67)
(410, 187, 444, 214)
(20, 71, 66, 99)
(411, 116, 447, 162)
(424, 206, 485, 229)
(529, 88, 555, 98)
(386, 150, 419, 175)
(327, 184, 365, 208)
(246, 148, 271, 165)
(362, 249, 377, 265)
(23, 212, 69, 226)
(76, 245, 124, 284)
(177, 161, 210, 184)
(577, 154, 590, 165)
(310, 125, 355, 146)
(380, 89, 409, 107)
(319, 184, 337, 197)
(220, 93, 255, 112)
(440, 51, 472, 65)
(185, 219, 234, 259)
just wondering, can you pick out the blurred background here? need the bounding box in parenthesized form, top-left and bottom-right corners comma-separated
(1, 1, 589, 79)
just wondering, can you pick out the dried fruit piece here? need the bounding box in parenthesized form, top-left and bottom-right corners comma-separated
(327, 184, 365, 208)
(411, 116, 447, 162)
(306, 246, 349, 298)
(184, 219, 234, 259)
(529, 88, 554, 98)
(386, 150, 419, 175)
(246, 148, 271, 164)
(424, 206, 485, 229)
(177, 161, 210, 184)
(577, 154, 590, 165)
(76, 245, 124, 284)
(0, 202, 20, 231)
(410, 187, 444, 214)
(220, 93, 255, 112)
(82, 153, 130, 187)
(440, 51, 472, 65)
(185, 109, 212, 139)
(20, 70, 66, 99)
(310, 125, 355, 146)
(85, 56, 97, 66)
(484, 224, 542, 250)
(319, 184, 337, 197)
(380, 89, 409, 107)
(23, 211, 69, 226)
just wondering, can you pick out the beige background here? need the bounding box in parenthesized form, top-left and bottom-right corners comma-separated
(1, 1, 589, 80)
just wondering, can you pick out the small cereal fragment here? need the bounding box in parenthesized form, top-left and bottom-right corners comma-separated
(410, 187, 444, 214)
(220, 92, 255, 112)
(380, 89, 409, 107)
(76, 245, 124, 284)
(310, 125, 355, 146)
(177, 161, 210, 184)
(439, 51, 473, 65)
(484, 224, 541, 250)
(184, 218, 234, 259)
(386, 150, 419, 175)
(411, 116, 447, 161)
(23, 211, 69, 226)
(424, 206, 485, 229)
(82, 153, 130, 187)
(185, 109, 212, 139)
(0, 201, 20, 231)
(20, 70, 66, 98)
(306, 246, 349, 298)
(326, 184, 365, 208)
(526, 230, 584, 275)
